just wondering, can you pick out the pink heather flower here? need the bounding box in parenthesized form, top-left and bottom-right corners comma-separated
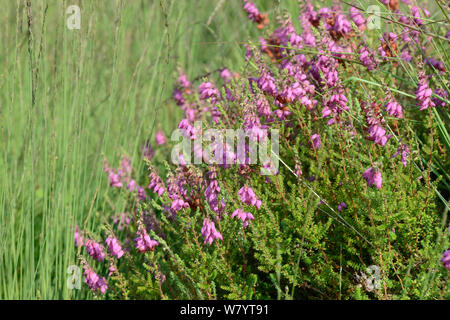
(155, 130, 167, 146)
(362, 102, 391, 146)
(74, 226, 85, 247)
(349, 7, 366, 30)
(257, 68, 277, 96)
(311, 53, 339, 87)
(416, 73, 435, 111)
(173, 87, 185, 106)
(368, 124, 389, 146)
(274, 108, 291, 120)
(108, 172, 122, 188)
(243, 107, 268, 142)
(380, 0, 398, 10)
(441, 250, 450, 270)
(278, 73, 316, 110)
(171, 198, 189, 211)
(392, 144, 410, 167)
(385, 100, 403, 119)
(141, 141, 155, 159)
(148, 170, 166, 197)
(126, 179, 136, 192)
(220, 68, 232, 83)
(432, 89, 447, 108)
(275, 19, 303, 48)
(410, 6, 428, 26)
(232, 208, 255, 228)
(321, 90, 349, 125)
(137, 187, 146, 201)
(166, 174, 187, 201)
(400, 49, 412, 62)
(156, 272, 166, 284)
(178, 72, 191, 89)
(243, 0, 268, 28)
(378, 32, 397, 59)
(363, 167, 383, 189)
(425, 57, 445, 74)
(85, 239, 106, 262)
(117, 157, 131, 178)
(83, 264, 108, 294)
(304, 1, 320, 26)
(298, 10, 316, 46)
(255, 96, 272, 119)
(238, 186, 262, 209)
(105, 237, 124, 259)
(178, 118, 196, 139)
(262, 159, 278, 176)
(337, 202, 347, 211)
(134, 229, 159, 253)
(198, 82, 220, 104)
(204, 168, 226, 214)
(294, 162, 303, 177)
(318, 7, 331, 20)
(333, 13, 352, 36)
(244, 44, 253, 60)
(243, 0, 260, 22)
(108, 263, 116, 277)
(311, 133, 321, 150)
(359, 46, 377, 71)
(201, 218, 223, 245)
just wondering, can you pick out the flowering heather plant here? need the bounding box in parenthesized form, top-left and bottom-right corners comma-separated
(74, 1, 449, 300)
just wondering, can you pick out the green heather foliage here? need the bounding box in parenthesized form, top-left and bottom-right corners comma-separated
(1, 0, 449, 300)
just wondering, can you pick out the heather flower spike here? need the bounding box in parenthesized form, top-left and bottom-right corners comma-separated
(363, 167, 383, 189)
(148, 169, 165, 197)
(392, 144, 410, 168)
(83, 264, 108, 294)
(416, 72, 435, 111)
(155, 130, 167, 146)
(85, 239, 106, 262)
(74, 226, 85, 247)
(105, 237, 125, 259)
(232, 208, 255, 228)
(441, 250, 450, 270)
(243, 0, 268, 29)
(238, 186, 262, 209)
(134, 228, 159, 253)
(311, 133, 321, 150)
(337, 202, 347, 211)
(201, 218, 223, 245)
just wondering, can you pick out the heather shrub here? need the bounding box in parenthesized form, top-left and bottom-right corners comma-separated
(75, 1, 449, 299)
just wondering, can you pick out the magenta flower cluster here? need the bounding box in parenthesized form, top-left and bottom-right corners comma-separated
(201, 218, 223, 245)
(416, 72, 435, 111)
(238, 186, 262, 209)
(231, 208, 255, 228)
(105, 237, 124, 259)
(441, 250, 450, 270)
(363, 167, 383, 189)
(83, 264, 108, 294)
(134, 228, 159, 253)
